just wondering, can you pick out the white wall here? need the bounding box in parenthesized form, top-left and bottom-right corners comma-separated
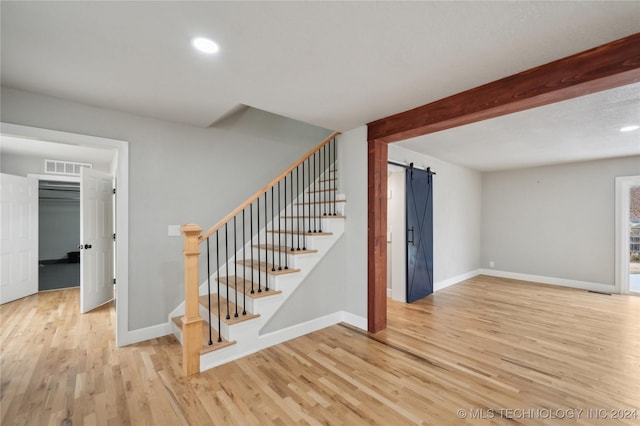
(482, 155, 640, 287)
(389, 144, 482, 288)
(1, 87, 331, 331)
(387, 169, 406, 301)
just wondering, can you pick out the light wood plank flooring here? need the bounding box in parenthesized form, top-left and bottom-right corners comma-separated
(1, 276, 638, 425)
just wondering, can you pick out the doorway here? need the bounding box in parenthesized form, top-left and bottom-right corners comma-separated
(615, 175, 640, 295)
(387, 162, 434, 303)
(1, 122, 129, 346)
(38, 179, 81, 291)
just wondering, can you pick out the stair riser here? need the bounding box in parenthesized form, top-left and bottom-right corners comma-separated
(276, 217, 342, 232)
(250, 249, 317, 269)
(213, 283, 283, 313)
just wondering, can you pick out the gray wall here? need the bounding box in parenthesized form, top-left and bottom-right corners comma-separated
(389, 144, 482, 285)
(261, 237, 346, 333)
(339, 126, 368, 318)
(1, 87, 331, 330)
(481, 156, 640, 285)
(39, 195, 80, 261)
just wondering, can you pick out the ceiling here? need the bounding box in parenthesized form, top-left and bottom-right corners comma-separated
(1, 1, 639, 171)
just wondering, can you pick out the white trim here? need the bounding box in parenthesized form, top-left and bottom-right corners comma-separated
(615, 176, 640, 295)
(258, 312, 343, 350)
(387, 288, 392, 297)
(126, 322, 172, 345)
(341, 311, 367, 330)
(479, 268, 614, 293)
(1, 122, 130, 347)
(434, 269, 480, 292)
(27, 174, 80, 183)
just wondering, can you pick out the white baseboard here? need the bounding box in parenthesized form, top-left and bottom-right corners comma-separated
(479, 269, 615, 293)
(434, 269, 480, 292)
(258, 312, 343, 350)
(341, 311, 367, 330)
(122, 322, 172, 346)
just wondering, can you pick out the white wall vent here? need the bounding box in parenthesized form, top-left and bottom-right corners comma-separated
(44, 159, 93, 176)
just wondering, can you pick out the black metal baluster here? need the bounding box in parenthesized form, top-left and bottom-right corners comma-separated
(321, 144, 325, 217)
(290, 171, 294, 252)
(260, 192, 266, 293)
(284, 176, 289, 270)
(278, 180, 283, 270)
(225, 223, 230, 319)
(324, 143, 328, 216)
(233, 216, 238, 318)
(333, 138, 337, 215)
(318, 148, 323, 232)
(312, 153, 316, 232)
(242, 209, 246, 315)
(251, 202, 255, 294)
(307, 157, 311, 233)
(206, 237, 212, 345)
(302, 161, 307, 249)
(296, 166, 301, 251)
(216, 231, 221, 342)
(271, 186, 275, 272)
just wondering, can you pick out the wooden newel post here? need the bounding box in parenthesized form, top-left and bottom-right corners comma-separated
(181, 223, 203, 376)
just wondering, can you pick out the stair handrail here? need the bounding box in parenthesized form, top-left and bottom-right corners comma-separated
(198, 131, 340, 243)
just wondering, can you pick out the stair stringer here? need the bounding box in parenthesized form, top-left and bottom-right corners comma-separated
(198, 221, 344, 372)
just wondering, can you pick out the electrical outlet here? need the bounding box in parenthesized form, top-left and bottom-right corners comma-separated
(489, 261, 495, 268)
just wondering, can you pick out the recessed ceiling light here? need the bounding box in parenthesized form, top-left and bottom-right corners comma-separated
(192, 37, 219, 54)
(620, 125, 639, 132)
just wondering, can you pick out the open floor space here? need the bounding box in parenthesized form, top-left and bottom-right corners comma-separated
(1, 276, 639, 425)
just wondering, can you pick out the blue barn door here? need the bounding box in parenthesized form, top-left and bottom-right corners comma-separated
(405, 166, 433, 302)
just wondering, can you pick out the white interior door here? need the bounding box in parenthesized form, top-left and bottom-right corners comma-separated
(80, 168, 113, 313)
(0, 173, 38, 304)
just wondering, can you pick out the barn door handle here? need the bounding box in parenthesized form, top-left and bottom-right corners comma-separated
(408, 227, 415, 245)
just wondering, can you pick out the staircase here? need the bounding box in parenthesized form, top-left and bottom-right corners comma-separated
(170, 132, 345, 375)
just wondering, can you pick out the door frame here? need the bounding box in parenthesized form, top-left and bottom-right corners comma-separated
(615, 175, 640, 295)
(1, 122, 129, 346)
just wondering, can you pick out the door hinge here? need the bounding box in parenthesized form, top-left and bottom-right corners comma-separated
(113, 188, 116, 194)
(113, 233, 116, 240)
(113, 278, 116, 285)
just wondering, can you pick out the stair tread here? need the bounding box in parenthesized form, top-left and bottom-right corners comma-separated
(295, 199, 346, 205)
(253, 244, 318, 254)
(281, 215, 346, 219)
(217, 276, 282, 298)
(236, 259, 300, 275)
(267, 229, 333, 236)
(171, 316, 237, 354)
(198, 294, 261, 325)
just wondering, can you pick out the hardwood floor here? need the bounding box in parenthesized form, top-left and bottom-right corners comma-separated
(1, 276, 638, 425)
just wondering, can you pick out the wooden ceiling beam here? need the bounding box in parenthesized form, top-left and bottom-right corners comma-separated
(367, 32, 640, 144)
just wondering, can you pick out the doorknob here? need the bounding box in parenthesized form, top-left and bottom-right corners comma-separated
(84, 244, 92, 249)
(78, 244, 83, 250)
